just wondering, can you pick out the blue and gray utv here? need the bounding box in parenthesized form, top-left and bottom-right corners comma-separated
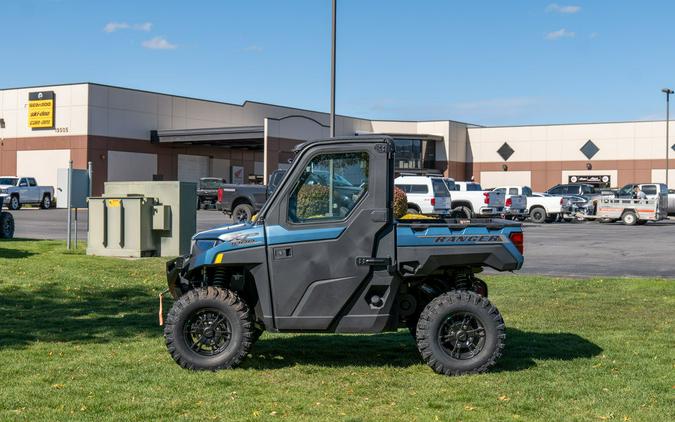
(162, 136, 524, 375)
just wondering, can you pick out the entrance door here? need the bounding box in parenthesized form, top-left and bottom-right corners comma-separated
(264, 143, 392, 330)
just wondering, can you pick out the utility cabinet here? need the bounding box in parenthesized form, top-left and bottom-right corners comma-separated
(87, 181, 196, 257)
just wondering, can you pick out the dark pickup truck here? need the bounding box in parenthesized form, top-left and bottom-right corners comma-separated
(215, 170, 286, 221)
(161, 136, 525, 376)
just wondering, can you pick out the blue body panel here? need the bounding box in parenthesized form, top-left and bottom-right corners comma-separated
(191, 223, 265, 267)
(265, 225, 345, 245)
(396, 224, 524, 268)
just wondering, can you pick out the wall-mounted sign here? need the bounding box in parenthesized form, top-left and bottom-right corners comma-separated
(28, 91, 55, 129)
(232, 165, 244, 184)
(569, 175, 611, 187)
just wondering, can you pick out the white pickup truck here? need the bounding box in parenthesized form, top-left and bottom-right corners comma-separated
(0, 176, 55, 210)
(492, 185, 565, 223)
(445, 180, 506, 218)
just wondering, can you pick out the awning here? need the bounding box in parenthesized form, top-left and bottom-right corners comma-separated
(150, 126, 264, 149)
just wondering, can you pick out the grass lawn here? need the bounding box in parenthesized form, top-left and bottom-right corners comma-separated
(0, 240, 673, 421)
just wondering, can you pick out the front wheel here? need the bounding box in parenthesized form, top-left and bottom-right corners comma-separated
(8, 195, 20, 211)
(0, 212, 14, 239)
(416, 290, 505, 376)
(164, 287, 254, 371)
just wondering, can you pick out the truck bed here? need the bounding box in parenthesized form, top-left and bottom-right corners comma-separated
(396, 218, 523, 274)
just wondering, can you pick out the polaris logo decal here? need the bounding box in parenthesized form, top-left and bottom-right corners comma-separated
(227, 232, 260, 246)
(429, 235, 504, 243)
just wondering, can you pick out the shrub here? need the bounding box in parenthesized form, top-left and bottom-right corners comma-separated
(296, 185, 330, 220)
(393, 187, 408, 219)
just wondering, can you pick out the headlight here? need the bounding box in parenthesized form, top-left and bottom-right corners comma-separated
(191, 239, 221, 256)
(0, 189, 7, 194)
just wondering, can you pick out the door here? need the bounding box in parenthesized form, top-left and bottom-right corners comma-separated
(263, 142, 393, 330)
(17, 178, 31, 202)
(27, 178, 40, 202)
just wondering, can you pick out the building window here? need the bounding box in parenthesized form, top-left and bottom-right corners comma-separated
(393, 138, 436, 170)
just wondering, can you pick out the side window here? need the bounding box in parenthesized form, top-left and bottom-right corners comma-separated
(395, 184, 410, 193)
(28, 178, 37, 187)
(522, 187, 533, 197)
(19, 178, 28, 187)
(493, 188, 506, 193)
(410, 185, 429, 194)
(641, 185, 657, 196)
(431, 179, 450, 197)
(548, 186, 562, 195)
(508, 188, 519, 195)
(288, 152, 369, 223)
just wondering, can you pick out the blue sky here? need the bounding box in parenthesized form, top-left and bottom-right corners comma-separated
(2, 0, 674, 125)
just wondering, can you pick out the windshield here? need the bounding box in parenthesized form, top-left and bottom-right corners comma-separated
(618, 184, 634, 196)
(466, 183, 482, 191)
(0, 178, 17, 185)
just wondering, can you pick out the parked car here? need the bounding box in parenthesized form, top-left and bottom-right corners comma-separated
(446, 180, 506, 218)
(492, 186, 562, 223)
(394, 175, 452, 215)
(0, 176, 54, 210)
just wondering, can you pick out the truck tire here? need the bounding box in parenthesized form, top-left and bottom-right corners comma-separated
(529, 207, 547, 224)
(164, 287, 254, 371)
(453, 206, 472, 219)
(416, 290, 505, 376)
(232, 203, 254, 222)
(8, 195, 20, 211)
(0, 212, 14, 239)
(40, 194, 52, 209)
(621, 211, 637, 226)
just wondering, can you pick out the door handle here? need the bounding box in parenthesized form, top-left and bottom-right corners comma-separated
(273, 247, 293, 260)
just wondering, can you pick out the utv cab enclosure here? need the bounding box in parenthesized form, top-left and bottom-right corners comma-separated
(163, 136, 524, 376)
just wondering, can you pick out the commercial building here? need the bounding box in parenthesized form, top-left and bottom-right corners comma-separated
(0, 82, 673, 201)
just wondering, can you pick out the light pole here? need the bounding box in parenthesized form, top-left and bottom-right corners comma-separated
(329, 0, 336, 138)
(663, 88, 673, 188)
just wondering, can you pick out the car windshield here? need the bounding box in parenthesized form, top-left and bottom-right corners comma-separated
(200, 179, 226, 189)
(443, 179, 456, 191)
(465, 183, 482, 191)
(0, 178, 17, 185)
(618, 185, 634, 196)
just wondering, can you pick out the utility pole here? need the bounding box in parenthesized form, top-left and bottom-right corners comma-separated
(330, 0, 336, 138)
(663, 88, 673, 188)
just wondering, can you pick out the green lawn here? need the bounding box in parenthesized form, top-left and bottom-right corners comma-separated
(0, 240, 673, 421)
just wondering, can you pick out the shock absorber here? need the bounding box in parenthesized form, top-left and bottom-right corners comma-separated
(212, 267, 227, 288)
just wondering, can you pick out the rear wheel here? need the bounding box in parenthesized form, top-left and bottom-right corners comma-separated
(232, 203, 254, 222)
(416, 290, 505, 376)
(453, 206, 472, 219)
(40, 194, 52, 209)
(0, 212, 14, 239)
(164, 287, 254, 371)
(621, 211, 637, 226)
(529, 207, 546, 224)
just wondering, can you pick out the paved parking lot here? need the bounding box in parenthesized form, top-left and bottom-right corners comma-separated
(8, 208, 675, 278)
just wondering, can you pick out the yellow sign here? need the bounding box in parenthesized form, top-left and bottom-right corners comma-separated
(106, 199, 121, 208)
(28, 91, 55, 129)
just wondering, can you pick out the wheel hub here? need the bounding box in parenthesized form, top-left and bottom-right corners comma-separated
(183, 308, 232, 356)
(438, 312, 486, 360)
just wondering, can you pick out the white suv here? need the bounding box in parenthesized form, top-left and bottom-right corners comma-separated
(394, 175, 452, 215)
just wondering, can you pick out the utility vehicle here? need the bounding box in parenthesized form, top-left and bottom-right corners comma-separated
(162, 136, 524, 376)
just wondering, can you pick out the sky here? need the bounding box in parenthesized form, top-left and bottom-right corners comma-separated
(1, 0, 675, 126)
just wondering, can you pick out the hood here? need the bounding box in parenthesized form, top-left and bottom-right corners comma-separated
(0, 185, 14, 189)
(193, 222, 256, 241)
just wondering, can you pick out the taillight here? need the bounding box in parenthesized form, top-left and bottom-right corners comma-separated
(431, 198, 436, 206)
(509, 232, 524, 255)
(217, 188, 223, 203)
(560, 198, 564, 205)
(484, 192, 490, 204)
(505, 197, 512, 207)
